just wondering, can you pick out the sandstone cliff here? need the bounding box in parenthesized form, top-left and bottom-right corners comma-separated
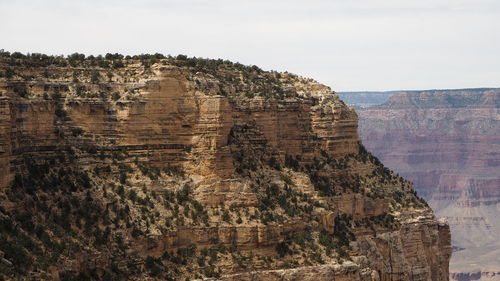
(0, 53, 450, 280)
(348, 89, 499, 281)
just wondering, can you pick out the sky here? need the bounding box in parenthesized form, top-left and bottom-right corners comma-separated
(1, 0, 499, 91)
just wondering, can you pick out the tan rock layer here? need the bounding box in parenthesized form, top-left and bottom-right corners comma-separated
(0, 67, 359, 190)
(201, 218, 451, 281)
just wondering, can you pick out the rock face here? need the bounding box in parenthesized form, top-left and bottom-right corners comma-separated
(0, 55, 450, 280)
(348, 89, 500, 281)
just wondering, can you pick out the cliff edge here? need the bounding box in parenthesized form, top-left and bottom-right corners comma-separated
(0, 53, 451, 280)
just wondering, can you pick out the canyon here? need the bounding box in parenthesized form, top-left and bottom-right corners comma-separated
(0, 53, 450, 280)
(340, 89, 500, 281)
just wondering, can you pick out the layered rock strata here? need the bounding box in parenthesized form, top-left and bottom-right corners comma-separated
(349, 89, 500, 280)
(0, 55, 450, 280)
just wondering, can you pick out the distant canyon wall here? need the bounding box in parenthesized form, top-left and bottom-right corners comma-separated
(347, 89, 500, 280)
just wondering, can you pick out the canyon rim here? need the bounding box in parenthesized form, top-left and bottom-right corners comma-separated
(0, 53, 451, 280)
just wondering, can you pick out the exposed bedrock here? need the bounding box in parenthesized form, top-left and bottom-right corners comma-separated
(0, 58, 450, 280)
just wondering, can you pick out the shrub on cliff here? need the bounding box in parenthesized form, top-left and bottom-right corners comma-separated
(68, 53, 85, 61)
(145, 256, 164, 277)
(11, 83, 28, 97)
(67, 53, 85, 66)
(105, 53, 124, 60)
(3, 67, 15, 78)
(276, 242, 291, 257)
(54, 104, 66, 118)
(222, 210, 231, 223)
(90, 71, 100, 83)
(285, 154, 300, 170)
(267, 156, 282, 170)
(113, 60, 124, 68)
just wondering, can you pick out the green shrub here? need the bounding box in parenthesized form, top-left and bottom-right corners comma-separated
(267, 156, 281, 170)
(111, 92, 121, 101)
(275, 242, 291, 257)
(4, 67, 15, 78)
(90, 71, 100, 83)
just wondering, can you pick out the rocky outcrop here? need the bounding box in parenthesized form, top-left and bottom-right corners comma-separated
(347, 89, 499, 280)
(203, 262, 372, 281)
(451, 271, 500, 281)
(0, 55, 450, 280)
(201, 216, 451, 281)
(355, 217, 451, 281)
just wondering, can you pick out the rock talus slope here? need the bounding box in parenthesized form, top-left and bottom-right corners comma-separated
(0, 55, 450, 280)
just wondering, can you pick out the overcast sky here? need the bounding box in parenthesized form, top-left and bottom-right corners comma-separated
(1, 0, 499, 91)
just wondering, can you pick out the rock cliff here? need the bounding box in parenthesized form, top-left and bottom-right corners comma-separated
(349, 89, 499, 281)
(0, 53, 450, 280)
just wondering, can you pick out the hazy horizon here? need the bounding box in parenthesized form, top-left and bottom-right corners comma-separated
(338, 86, 500, 92)
(1, 0, 499, 91)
